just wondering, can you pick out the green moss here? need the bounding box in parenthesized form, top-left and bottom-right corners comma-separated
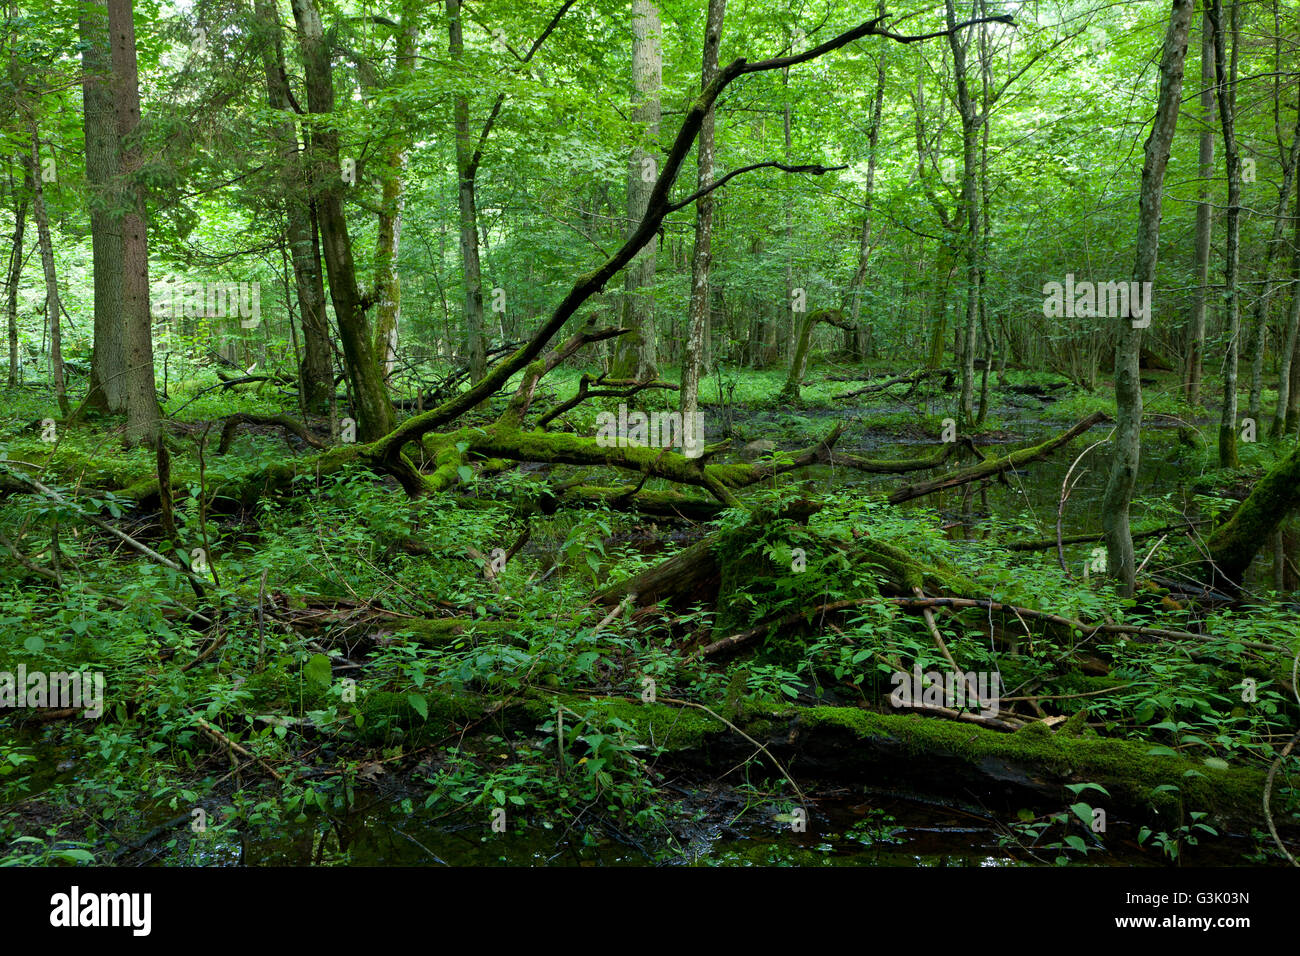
(1059, 709, 1092, 737)
(799, 706, 1267, 820)
(532, 694, 723, 751)
(353, 687, 492, 743)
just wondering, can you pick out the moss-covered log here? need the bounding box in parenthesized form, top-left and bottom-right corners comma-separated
(1206, 442, 1300, 589)
(502, 694, 1284, 831)
(888, 412, 1107, 504)
(242, 673, 1292, 830)
(828, 442, 956, 474)
(217, 413, 328, 454)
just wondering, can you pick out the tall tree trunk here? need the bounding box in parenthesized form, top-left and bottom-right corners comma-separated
(845, 35, 886, 362)
(1245, 111, 1300, 422)
(1102, 0, 1193, 597)
(946, 0, 982, 428)
(680, 0, 726, 423)
(5, 162, 27, 388)
(108, 0, 159, 446)
(290, 0, 394, 440)
(1184, 11, 1215, 407)
(1275, 173, 1300, 438)
(782, 58, 794, 370)
(254, 0, 333, 412)
(974, 0, 994, 426)
(1211, 0, 1241, 468)
(611, 0, 662, 381)
(446, 0, 486, 385)
(372, 0, 419, 382)
(80, 0, 126, 413)
(26, 132, 68, 417)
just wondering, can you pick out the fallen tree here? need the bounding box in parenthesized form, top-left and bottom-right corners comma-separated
(887, 412, 1108, 504)
(1205, 441, 1300, 590)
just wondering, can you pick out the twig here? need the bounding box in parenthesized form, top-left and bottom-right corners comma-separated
(194, 715, 285, 783)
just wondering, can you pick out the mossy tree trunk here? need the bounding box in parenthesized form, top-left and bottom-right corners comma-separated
(1102, 0, 1192, 597)
(1210, 0, 1241, 468)
(290, 0, 394, 441)
(1184, 11, 1215, 408)
(26, 131, 69, 417)
(1206, 441, 1300, 588)
(254, 0, 333, 413)
(79, 0, 126, 412)
(3, 165, 25, 389)
(108, 0, 160, 447)
(680, 0, 726, 422)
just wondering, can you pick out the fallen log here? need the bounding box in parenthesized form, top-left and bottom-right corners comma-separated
(217, 413, 329, 454)
(836, 367, 948, 400)
(558, 696, 1282, 831)
(1001, 520, 1204, 552)
(888, 412, 1108, 504)
(827, 442, 958, 474)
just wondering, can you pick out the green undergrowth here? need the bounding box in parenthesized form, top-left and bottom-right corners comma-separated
(1, 382, 1298, 865)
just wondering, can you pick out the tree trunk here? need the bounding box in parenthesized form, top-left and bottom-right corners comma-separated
(1244, 107, 1300, 422)
(1184, 12, 1215, 407)
(1288, 322, 1300, 436)
(1211, 0, 1241, 468)
(108, 0, 159, 446)
(1274, 174, 1300, 438)
(782, 60, 794, 370)
(26, 132, 68, 417)
(290, 0, 394, 440)
(80, 0, 126, 413)
(446, 0, 487, 386)
(946, 0, 982, 428)
(680, 0, 726, 423)
(610, 0, 662, 382)
(1206, 441, 1300, 589)
(780, 310, 835, 403)
(372, 1, 419, 382)
(254, 0, 333, 412)
(5, 162, 27, 388)
(1101, 0, 1193, 597)
(846, 31, 886, 363)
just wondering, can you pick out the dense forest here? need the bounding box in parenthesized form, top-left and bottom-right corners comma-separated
(0, 0, 1298, 872)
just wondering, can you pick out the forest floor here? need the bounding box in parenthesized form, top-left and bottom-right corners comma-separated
(1, 359, 1297, 866)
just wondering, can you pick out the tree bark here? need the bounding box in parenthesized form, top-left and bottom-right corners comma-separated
(846, 23, 886, 362)
(1244, 106, 1300, 422)
(1206, 441, 1300, 589)
(446, 0, 487, 386)
(1101, 0, 1192, 597)
(680, 0, 726, 424)
(5, 161, 27, 388)
(290, 0, 394, 440)
(26, 131, 68, 416)
(1274, 172, 1300, 438)
(945, 0, 982, 428)
(254, 0, 333, 412)
(108, 0, 160, 446)
(1210, 0, 1241, 468)
(80, 0, 126, 413)
(610, 0, 662, 382)
(371, 0, 419, 382)
(1184, 12, 1215, 407)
